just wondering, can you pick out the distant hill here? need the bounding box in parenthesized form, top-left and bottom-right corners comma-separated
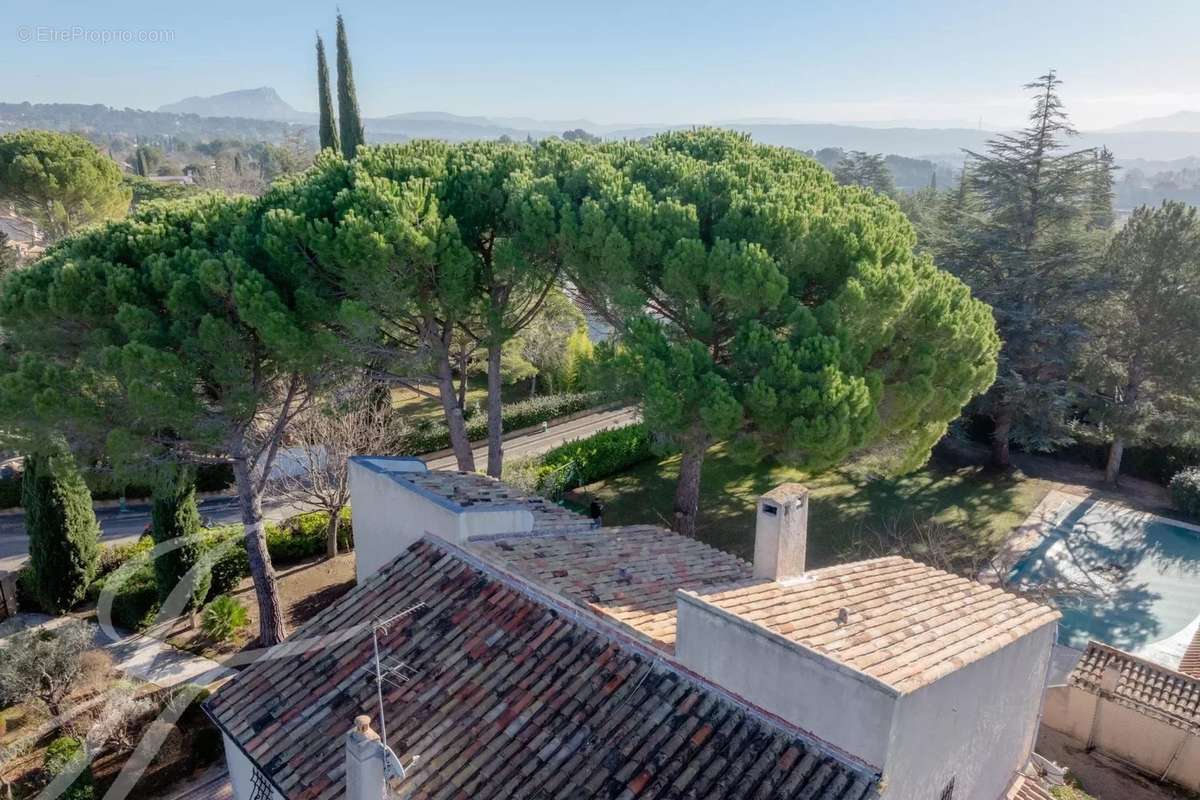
(158, 87, 313, 122)
(1109, 111, 1200, 133)
(0, 101, 297, 142)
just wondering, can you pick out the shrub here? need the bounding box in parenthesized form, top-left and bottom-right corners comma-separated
(193, 726, 224, 765)
(0, 471, 21, 509)
(43, 736, 94, 800)
(201, 528, 250, 599)
(24, 453, 101, 613)
(510, 424, 653, 498)
(389, 392, 601, 454)
(266, 509, 353, 564)
(14, 565, 42, 613)
(99, 559, 161, 631)
(96, 536, 154, 580)
(1170, 467, 1200, 520)
(201, 595, 249, 642)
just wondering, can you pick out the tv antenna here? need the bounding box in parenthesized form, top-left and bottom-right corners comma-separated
(363, 601, 426, 788)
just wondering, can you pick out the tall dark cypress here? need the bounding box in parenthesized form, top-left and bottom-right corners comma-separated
(23, 451, 100, 614)
(335, 13, 365, 158)
(316, 34, 340, 153)
(150, 466, 209, 612)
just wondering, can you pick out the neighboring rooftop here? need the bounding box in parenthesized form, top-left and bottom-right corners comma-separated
(1070, 640, 1200, 733)
(1180, 625, 1200, 679)
(691, 556, 1061, 692)
(206, 539, 878, 800)
(469, 524, 753, 650)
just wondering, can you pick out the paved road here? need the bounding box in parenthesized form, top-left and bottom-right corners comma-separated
(0, 494, 303, 574)
(426, 405, 640, 470)
(0, 406, 639, 572)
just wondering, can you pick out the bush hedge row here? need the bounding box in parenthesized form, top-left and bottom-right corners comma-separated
(390, 392, 601, 455)
(522, 424, 653, 497)
(20, 509, 354, 629)
(1170, 468, 1200, 520)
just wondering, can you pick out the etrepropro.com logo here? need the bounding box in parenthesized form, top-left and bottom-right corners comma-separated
(16, 26, 176, 44)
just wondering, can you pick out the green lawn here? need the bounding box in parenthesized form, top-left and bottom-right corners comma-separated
(570, 442, 1053, 571)
(390, 378, 536, 421)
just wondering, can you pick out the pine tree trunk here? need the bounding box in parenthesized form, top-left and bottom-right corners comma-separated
(326, 507, 342, 559)
(673, 432, 708, 538)
(486, 343, 504, 478)
(990, 406, 1013, 470)
(457, 356, 468, 411)
(231, 457, 287, 647)
(437, 352, 476, 472)
(1105, 437, 1125, 486)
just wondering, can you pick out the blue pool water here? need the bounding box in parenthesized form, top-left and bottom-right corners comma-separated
(1009, 499, 1200, 654)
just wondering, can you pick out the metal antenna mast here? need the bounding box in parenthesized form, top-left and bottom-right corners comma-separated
(365, 602, 425, 792)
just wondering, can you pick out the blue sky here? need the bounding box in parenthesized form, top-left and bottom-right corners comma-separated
(4, 0, 1199, 129)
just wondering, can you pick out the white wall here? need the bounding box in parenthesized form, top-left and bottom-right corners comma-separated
(1043, 684, 1200, 791)
(223, 733, 284, 800)
(675, 591, 898, 768)
(676, 592, 1058, 799)
(348, 457, 535, 584)
(880, 622, 1057, 800)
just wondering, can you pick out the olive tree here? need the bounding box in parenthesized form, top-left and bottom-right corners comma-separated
(558, 130, 999, 536)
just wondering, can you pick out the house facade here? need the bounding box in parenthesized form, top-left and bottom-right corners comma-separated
(207, 456, 1061, 800)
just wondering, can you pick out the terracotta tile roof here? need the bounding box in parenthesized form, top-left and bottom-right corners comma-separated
(1005, 773, 1053, 800)
(206, 539, 877, 800)
(468, 525, 753, 651)
(399, 469, 598, 531)
(692, 556, 1061, 693)
(1180, 626, 1200, 679)
(1070, 641, 1200, 733)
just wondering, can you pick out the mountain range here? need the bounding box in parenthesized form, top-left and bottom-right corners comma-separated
(48, 87, 1200, 163)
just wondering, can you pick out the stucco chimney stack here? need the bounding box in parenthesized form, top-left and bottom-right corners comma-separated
(344, 715, 386, 800)
(753, 484, 809, 582)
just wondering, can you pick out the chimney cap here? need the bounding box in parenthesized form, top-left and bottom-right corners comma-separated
(759, 483, 809, 503)
(353, 715, 379, 740)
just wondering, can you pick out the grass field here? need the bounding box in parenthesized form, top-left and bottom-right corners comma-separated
(570, 441, 1054, 571)
(390, 378, 535, 421)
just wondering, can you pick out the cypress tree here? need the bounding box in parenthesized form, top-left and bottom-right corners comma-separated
(23, 452, 100, 614)
(316, 34, 340, 153)
(150, 466, 210, 612)
(335, 13, 365, 158)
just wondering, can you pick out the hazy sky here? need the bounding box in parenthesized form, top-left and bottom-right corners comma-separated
(4, 0, 1199, 129)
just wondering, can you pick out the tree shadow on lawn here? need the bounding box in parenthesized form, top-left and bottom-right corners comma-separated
(580, 443, 1050, 570)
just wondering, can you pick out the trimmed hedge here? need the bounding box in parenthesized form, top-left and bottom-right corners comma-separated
(1170, 468, 1200, 520)
(267, 508, 353, 563)
(526, 424, 653, 497)
(18, 509, 355, 626)
(390, 392, 601, 455)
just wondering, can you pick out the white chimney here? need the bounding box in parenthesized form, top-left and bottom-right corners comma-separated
(753, 483, 809, 582)
(344, 715, 386, 800)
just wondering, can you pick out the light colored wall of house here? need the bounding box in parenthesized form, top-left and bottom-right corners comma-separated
(1042, 685, 1200, 791)
(674, 591, 897, 768)
(223, 733, 284, 800)
(880, 621, 1056, 800)
(348, 457, 535, 584)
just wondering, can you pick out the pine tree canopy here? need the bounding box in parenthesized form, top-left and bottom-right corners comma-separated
(0, 130, 130, 241)
(553, 129, 998, 530)
(1083, 201, 1200, 451)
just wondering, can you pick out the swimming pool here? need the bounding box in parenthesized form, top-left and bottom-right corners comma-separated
(1009, 497, 1200, 660)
